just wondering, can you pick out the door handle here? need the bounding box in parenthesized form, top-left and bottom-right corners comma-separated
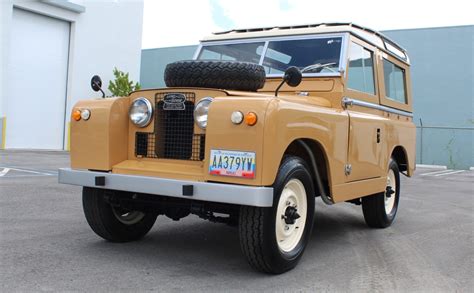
(376, 128, 381, 143)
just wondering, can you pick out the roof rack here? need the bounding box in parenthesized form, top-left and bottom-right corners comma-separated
(213, 22, 408, 55)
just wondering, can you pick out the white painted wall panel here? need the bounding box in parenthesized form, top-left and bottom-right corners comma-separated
(0, 0, 144, 149)
(6, 8, 70, 149)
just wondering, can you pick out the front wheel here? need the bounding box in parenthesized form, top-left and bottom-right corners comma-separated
(239, 156, 315, 274)
(82, 187, 158, 242)
(362, 159, 400, 228)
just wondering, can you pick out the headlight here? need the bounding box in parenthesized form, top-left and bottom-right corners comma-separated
(194, 97, 213, 129)
(129, 97, 153, 127)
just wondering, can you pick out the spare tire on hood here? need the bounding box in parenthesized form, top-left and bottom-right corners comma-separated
(164, 60, 266, 92)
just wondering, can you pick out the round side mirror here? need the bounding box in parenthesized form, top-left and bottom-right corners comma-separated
(284, 66, 302, 87)
(91, 75, 102, 92)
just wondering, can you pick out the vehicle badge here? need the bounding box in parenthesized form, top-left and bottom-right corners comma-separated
(163, 93, 186, 110)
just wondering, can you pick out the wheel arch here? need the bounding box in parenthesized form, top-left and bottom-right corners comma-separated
(391, 145, 411, 176)
(281, 138, 332, 199)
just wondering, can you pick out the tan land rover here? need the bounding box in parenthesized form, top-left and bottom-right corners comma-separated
(59, 23, 415, 274)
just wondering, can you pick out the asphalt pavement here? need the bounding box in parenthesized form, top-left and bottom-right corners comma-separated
(1, 150, 473, 292)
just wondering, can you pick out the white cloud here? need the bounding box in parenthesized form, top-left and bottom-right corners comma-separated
(142, 0, 473, 48)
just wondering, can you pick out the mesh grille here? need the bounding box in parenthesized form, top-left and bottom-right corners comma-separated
(135, 132, 149, 157)
(134, 92, 205, 161)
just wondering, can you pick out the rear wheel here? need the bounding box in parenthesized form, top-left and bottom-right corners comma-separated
(239, 156, 315, 274)
(82, 187, 157, 242)
(362, 159, 400, 228)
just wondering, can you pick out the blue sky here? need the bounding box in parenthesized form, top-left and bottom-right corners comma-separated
(142, 0, 473, 49)
(209, 0, 233, 30)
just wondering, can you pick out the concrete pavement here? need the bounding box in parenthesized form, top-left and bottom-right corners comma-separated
(1, 150, 472, 292)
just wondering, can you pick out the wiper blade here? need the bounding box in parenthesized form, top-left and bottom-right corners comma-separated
(301, 62, 336, 73)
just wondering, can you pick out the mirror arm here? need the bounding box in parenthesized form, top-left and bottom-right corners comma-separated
(274, 74, 289, 97)
(93, 81, 105, 98)
(274, 66, 302, 97)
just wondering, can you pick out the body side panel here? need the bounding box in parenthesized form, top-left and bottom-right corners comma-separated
(261, 96, 349, 191)
(70, 97, 129, 170)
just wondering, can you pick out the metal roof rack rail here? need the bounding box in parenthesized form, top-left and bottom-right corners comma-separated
(213, 22, 408, 56)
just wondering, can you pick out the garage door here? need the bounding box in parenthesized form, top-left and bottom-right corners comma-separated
(6, 9, 70, 149)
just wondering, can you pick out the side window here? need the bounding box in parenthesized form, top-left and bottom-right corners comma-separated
(383, 59, 407, 103)
(347, 42, 375, 95)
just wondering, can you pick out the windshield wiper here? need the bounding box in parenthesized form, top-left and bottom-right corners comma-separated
(301, 62, 337, 73)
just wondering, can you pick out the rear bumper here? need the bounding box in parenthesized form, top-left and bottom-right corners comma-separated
(58, 168, 274, 207)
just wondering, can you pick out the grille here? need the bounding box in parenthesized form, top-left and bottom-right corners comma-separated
(135, 92, 205, 161)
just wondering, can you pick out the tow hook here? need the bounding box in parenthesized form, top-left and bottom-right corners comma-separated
(386, 186, 395, 198)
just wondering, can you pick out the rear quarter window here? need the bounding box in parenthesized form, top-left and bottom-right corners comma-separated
(383, 59, 407, 103)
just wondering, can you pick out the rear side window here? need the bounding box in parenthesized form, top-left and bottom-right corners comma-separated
(347, 42, 375, 95)
(383, 59, 407, 103)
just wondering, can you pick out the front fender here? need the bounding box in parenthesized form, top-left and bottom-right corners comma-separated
(261, 97, 349, 187)
(204, 96, 273, 185)
(70, 97, 129, 171)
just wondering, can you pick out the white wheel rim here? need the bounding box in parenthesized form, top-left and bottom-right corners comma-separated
(275, 179, 307, 252)
(112, 208, 145, 225)
(384, 169, 396, 214)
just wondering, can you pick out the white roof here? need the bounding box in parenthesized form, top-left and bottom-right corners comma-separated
(201, 23, 409, 63)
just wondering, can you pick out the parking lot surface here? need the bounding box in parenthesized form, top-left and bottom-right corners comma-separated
(1, 150, 473, 292)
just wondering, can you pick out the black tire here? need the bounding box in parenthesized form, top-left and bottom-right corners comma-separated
(164, 60, 266, 91)
(239, 156, 315, 274)
(362, 159, 400, 228)
(82, 187, 157, 242)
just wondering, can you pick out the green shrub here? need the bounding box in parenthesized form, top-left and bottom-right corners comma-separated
(108, 67, 141, 96)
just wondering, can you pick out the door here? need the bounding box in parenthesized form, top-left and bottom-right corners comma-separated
(344, 40, 385, 181)
(6, 8, 70, 149)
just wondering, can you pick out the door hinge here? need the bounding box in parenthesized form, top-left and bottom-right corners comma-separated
(344, 164, 352, 176)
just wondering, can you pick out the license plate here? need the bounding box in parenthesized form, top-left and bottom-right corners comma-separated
(209, 149, 256, 178)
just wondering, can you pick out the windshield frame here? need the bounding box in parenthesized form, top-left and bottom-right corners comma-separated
(193, 33, 349, 78)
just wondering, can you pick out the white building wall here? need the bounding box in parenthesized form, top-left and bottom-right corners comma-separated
(0, 0, 144, 149)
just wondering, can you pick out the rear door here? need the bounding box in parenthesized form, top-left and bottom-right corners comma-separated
(343, 38, 385, 182)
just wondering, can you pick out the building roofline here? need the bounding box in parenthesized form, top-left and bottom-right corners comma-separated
(381, 24, 474, 33)
(142, 44, 198, 51)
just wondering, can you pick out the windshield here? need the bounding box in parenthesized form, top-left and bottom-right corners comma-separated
(198, 42, 265, 64)
(197, 35, 344, 76)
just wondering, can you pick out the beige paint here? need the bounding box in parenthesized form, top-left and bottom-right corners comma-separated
(70, 97, 129, 170)
(69, 28, 415, 204)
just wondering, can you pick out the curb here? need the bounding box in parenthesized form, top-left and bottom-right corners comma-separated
(416, 164, 447, 169)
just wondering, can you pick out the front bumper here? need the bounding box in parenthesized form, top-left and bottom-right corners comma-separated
(58, 168, 274, 207)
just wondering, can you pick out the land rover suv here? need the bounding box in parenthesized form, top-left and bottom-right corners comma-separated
(59, 23, 415, 274)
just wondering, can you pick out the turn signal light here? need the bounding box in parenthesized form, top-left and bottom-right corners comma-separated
(245, 112, 258, 126)
(72, 110, 82, 121)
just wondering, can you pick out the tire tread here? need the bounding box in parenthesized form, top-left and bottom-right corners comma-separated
(82, 187, 157, 242)
(239, 206, 272, 272)
(238, 156, 315, 274)
(83, 187, 117, 240)
(164, 60, 266, 91)
(362, 159, 400, 228)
